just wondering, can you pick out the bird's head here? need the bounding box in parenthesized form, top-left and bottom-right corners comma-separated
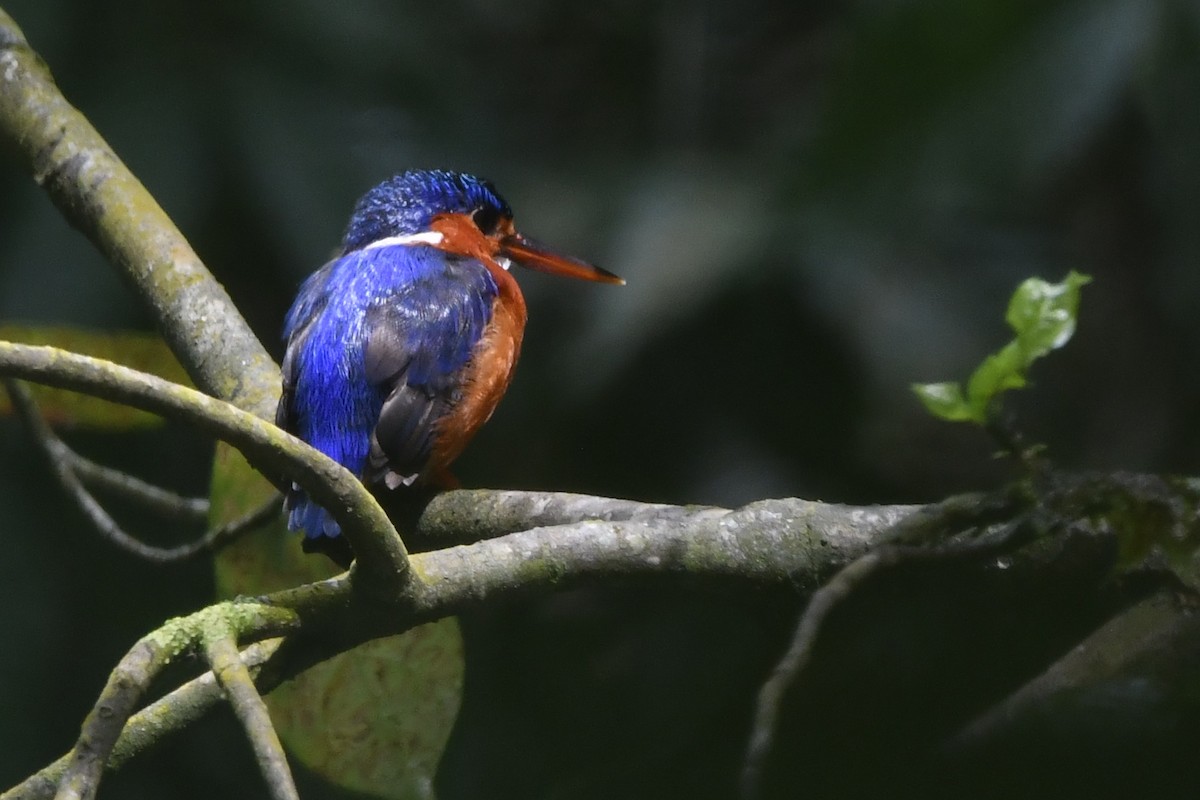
(341, 169, 623, 285)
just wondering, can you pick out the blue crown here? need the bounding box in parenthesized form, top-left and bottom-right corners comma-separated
(341, 169, 512, 252)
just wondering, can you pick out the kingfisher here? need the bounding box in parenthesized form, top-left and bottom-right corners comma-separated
(277, 169, 622, 553)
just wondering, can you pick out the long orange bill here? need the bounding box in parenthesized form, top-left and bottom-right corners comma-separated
(499, 234, 625, 285)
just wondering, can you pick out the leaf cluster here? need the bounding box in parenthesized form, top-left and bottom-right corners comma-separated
(913, 271, 1091, 425)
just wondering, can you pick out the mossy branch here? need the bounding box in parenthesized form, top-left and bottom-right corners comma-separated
(0, 8, 278, 419)
(3, 640, 283, 800)
(47, 602, 301, 800)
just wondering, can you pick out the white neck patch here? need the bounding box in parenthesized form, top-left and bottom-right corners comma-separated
(361, 231, 445, 251)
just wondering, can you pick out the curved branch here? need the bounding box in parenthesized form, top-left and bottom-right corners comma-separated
(67, 454, 209, 524)
(53, 638, 167, 800)
(3, 489, 927, 800)
(0, 9, 277, 418)
(53, 602, 300, 800)
(203, 630, 297, 800)
(5, 377, 275, 560)
(738, 518, 1036, 799)
(0, 342, 409, 584)
(5, 378, 212, 561)
(1, 640, 282, 800)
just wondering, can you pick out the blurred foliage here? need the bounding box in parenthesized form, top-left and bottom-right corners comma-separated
(2, 0, 1200, 797)
(0, 325, 189, 428)
(913, 270, 1090, 424)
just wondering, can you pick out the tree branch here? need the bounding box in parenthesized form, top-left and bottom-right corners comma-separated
(203, 629, 298, 800)
(2, 640, 283, 800)
(5, 463, 1157, 799)
(5, 378, 221, 561)
(53, 639, 166, 800)
(406, 498, 908, 608)
(66, 453, 209, 525)
(944, 591, 1200, 753)
(409, 488, 727, 546)
(5, 377, 277, 560)
(0, 342, 409, 586)
(51, 602, 299, 800)
(738, 516, 1037, 799)
(0, 9, 277, 419)
(3, 486, 930, 799)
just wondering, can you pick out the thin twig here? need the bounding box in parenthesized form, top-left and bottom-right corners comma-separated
(0, 343, 409, 585)
(880, 487, 1028, 547)
(4, 379, 270, 561)
(6, 379, 197, 560)
(739, 519, 1038, 800)
(203, 628, 298, 800)
(68, 451, 208, 522)
(205, 494, 285, 548)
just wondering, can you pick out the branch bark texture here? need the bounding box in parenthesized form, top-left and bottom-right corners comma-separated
(0, 8, 277, 419)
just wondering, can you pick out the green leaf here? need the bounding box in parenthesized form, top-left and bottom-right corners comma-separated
(911, 381, 981, 422)
(1006, 270, 1092, 361)
(0, 325, 191, 429)
(964, 341, 1027, 414)
(912, 271, 1090, 425)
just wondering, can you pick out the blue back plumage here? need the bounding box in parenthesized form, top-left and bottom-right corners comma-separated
(279, 170, 508, 540)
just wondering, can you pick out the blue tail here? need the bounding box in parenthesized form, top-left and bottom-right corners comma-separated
(287, 491, 342, 540)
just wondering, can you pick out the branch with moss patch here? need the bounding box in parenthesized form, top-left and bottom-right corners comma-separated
(2, 639, 283, 800)
(1, 490, 939, 800)
(53, 601, 300, 800)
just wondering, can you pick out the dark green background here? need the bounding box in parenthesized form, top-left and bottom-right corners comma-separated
(2, 0, 1199, 797)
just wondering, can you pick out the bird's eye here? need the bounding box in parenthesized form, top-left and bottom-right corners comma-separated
(471, 205, 502, 235)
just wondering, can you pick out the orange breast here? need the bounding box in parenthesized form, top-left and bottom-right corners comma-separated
(428, 264, 527, 474)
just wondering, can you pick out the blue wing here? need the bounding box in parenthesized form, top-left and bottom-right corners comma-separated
(277, 245, 497, 539)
